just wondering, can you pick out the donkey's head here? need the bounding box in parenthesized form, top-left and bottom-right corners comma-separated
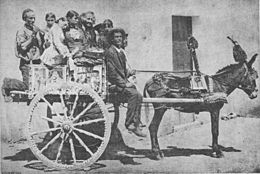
(239, 54, 258, 99)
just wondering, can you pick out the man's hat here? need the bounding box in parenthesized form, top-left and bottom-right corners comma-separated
(107, 28, 126, 44)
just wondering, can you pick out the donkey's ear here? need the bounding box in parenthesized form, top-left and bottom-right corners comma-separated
(248, 53, 258, 68)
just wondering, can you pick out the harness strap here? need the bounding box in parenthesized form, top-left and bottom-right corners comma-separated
(208, 77, 214, 93)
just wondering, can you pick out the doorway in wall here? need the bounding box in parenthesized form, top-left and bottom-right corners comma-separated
(172, 16, 192, 76)
(172, 15, 196, 124)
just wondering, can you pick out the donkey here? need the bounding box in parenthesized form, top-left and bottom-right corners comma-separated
(143, 53, 258, 160)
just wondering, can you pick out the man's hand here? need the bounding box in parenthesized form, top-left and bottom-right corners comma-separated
(128, 75, 137, 84)
(125, 82, 135, 88)
(129, 69, 136, 76)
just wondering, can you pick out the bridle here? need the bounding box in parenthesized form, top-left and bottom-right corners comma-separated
(237, 63, 250, 90)
(212, 63, 257, 92)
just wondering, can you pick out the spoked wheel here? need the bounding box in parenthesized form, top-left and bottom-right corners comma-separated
(26, 83, 111, 170)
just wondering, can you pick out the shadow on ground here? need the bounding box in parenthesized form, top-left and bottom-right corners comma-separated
(248, 106, 260, 118)
(101, 128, 241, 161)
(111, 145, 241, 161)
(23, 162, 106, 172)
(3, 148, 37, 161)
(3, 127, 242, 171)
(2, 127, 141, 171)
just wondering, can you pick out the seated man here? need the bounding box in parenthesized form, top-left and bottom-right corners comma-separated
(105, 28, 146, 137)
(2, 8, 42, 102)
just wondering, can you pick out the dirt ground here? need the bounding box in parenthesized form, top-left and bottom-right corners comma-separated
(1, 116, 260, 173)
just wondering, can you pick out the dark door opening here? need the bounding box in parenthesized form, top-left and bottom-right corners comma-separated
(172, 16, 195, 122)
(172, 16, 192, 75)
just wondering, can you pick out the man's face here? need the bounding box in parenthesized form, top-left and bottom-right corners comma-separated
(112, 32, 123, 48)
(46, 17, 55, 28)
(82, 13, 95, 28)
(25, 11, 35, 27)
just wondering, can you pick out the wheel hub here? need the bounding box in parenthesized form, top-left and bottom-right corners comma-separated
(62, 122, 72, 133)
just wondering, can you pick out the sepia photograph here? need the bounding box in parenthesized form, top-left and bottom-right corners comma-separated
(0, 0, 259, 173)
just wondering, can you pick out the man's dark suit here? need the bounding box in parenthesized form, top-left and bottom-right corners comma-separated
(105, 45, 142, 128)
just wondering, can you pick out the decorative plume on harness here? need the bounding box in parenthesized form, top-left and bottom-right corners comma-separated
(187, 36, 200, 75)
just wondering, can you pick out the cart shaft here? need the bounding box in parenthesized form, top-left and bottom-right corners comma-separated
(142, 97, 204, 103)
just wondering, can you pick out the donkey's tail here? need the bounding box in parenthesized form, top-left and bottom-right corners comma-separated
(143, 82, 151, 125)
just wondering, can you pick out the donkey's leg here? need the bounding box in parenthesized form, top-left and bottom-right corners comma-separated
(210, 109, 224, 158)
(148, 107, 167, 160)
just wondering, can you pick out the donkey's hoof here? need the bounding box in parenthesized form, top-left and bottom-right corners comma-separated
(211, 151, 224, 158)
(151, 151, 164, 160)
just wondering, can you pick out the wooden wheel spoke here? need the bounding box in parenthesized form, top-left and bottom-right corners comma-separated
(73, 127, 104, 141)
(59, 93, 68, 118)
(73, 132, 94, 156)
(42, 97, 61, 117)
(30, 127, 61, 136)
(41, 116, 61, 125)
(73, 118, 105, 127)
(40, 132, 61, 153)
(70, 93, 79, 118)
(55, 136, 65, 162)
(69, 137, 77, 163)
(73, 102, 96, 122)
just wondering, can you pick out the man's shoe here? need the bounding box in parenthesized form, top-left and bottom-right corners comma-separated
(127, 123, 136, 131)
(127, 124, 147, 137)
(132, 127, 147, 137)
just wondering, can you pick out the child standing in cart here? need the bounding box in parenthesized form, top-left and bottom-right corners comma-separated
(40, 16, 70, 67)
